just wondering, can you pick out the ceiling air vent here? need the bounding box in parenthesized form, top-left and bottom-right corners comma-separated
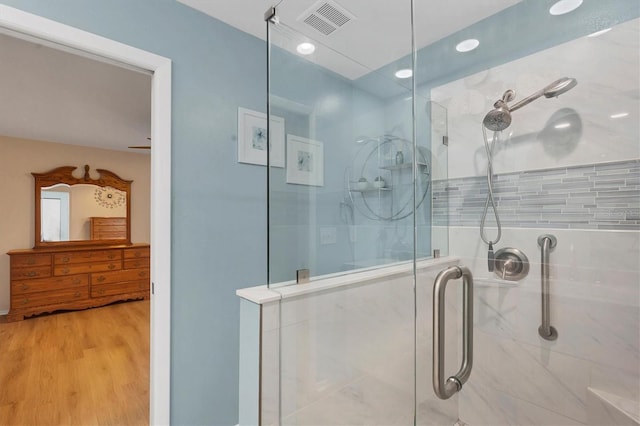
(298, 1, 356, 36)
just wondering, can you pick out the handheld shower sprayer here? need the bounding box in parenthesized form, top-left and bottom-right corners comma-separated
(483, 77, 577, 131)
(480, 77, 577, 271)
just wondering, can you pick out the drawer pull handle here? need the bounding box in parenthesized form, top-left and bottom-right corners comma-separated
(26, 271, 37, 277)
(135, 252, 142, 257)
(108, 253, 116, 259)
(108, 264, 116, 270)
(62, 268, 70, 275)
(61, 256, 70, 263)
(26, 258, 36, 265)
(97, 289, 105, 295)
(139, 271, 146, 277)
(97, 276, 106, 283)
(84, 253, 93, 258)
(73, 278, 81, 285)
(73, 291, 82, 298)
(20, 284, 30, 291)
(21, 298, 29, 305)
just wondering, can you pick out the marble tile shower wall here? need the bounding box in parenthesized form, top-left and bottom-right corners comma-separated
(432, 159, 640, 230)
(450, 227, 640, 426)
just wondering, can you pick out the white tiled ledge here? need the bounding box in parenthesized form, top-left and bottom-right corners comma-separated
(236, 256, 460, 305)
(587, 387, 640, 425)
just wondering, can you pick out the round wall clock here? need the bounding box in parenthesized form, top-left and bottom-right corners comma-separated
(94, 186, 126, 209)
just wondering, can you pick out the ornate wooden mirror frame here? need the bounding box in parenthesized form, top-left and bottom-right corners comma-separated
(33, 165, 132, 248)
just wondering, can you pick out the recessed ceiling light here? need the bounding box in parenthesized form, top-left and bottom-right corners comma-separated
(549, 0, 583, 16)
(395, 69, 413, 79)
(456, 39, 480, 53)
(296, 42, 315, 55)
(610, 112, 629, 119)
(554, 122, 571, 129)
(587, 28, 611, 37)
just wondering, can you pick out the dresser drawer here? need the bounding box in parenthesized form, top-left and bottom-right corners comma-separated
(91, 268, 149, 285)
(123, 247, 150, 259)
(123, 258, 150, 269)
(54, 250, 121, 265)
(93, 229, 127, 240)
(11, 284, 88, 309)
(91, 280, 148, 298)
(10, 266, 52, 281)
(55, 261, 121, 276)
(11, 254, 51, 268)
(91, 217, 126, 226)
(90, 217, 127, 240)
(12, 275, 89, 295)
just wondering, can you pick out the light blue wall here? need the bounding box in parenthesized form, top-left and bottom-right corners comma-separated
(0, 1, 268, 424)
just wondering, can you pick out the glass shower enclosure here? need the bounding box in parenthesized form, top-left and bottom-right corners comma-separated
(264, 1, 457, 424)
(255, 0, 640, 424)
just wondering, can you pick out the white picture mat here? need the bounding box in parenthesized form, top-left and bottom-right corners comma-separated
(286, 134, 324, 186)
(237, 107, 284, 167)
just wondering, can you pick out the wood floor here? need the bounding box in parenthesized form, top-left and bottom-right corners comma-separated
(0, 300, 149, 425)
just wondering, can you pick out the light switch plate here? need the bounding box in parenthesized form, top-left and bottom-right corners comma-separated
(320, 227, 337, 245)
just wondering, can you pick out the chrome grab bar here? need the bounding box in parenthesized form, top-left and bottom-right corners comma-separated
(433, 265, 474, 400)
(537, 234, 558, 341)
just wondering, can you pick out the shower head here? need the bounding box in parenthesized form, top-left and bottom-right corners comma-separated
(483, 102, 512, 132)
(483, 90, 516, 131)
(482, 77, 577, 131)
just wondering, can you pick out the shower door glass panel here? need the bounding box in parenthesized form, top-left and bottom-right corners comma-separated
(424, 100, 449, 258)
(266, 1, 439, 287)
(415, 1, 640, 425)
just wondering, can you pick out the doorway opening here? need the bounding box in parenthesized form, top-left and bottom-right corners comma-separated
(0, 5, 171, 424)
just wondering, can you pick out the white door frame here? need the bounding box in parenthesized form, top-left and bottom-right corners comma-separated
(0, 5, 172, 425)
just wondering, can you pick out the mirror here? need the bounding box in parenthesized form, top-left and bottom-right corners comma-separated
(34, 165, 131, 247)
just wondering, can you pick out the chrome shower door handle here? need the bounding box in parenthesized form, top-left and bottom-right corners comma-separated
(433, 265, 474, 400)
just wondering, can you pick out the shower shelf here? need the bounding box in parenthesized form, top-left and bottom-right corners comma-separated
(379, 161, 428, 171)
(349, 182, 392, 192)
(349, 186, 392, 193)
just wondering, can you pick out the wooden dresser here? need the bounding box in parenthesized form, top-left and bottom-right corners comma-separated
(7, 243, 150, 322)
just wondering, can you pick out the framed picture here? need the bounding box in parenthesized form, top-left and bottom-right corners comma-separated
(286, 135, 324, 187)
(237, 107, 285, 167)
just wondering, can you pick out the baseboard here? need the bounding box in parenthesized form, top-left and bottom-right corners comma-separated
(0, 309, 8, 316)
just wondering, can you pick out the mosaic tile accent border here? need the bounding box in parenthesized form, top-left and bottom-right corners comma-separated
(432, 159, 640, 230)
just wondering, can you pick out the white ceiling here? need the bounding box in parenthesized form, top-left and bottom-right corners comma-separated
(0, 32, 151, 153)
(178, 0, 521, 79)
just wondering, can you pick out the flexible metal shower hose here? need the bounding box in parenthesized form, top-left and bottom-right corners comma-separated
(480, 124, 502, 247)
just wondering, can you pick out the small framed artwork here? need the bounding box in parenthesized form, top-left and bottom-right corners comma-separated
(237, 107, 285, 167)
(286, 134, 324, 187)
